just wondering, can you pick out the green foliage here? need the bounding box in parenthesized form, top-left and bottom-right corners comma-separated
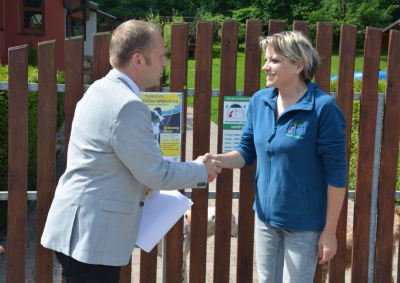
(189, 8, 229, 44)
(0, 64, 65, 192)
(96, 0, 150, 18)
(349, 100, 360, 191)
(231, 6, 266, 43)
(330, 79, 387, 94)
(308, 0, 399, 46)
(146, 11, 185, 57)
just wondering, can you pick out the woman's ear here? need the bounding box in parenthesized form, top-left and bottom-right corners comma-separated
(295, 61, 305, 74)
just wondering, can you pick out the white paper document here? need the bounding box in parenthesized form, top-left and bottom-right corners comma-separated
(136, 190, 193, 253)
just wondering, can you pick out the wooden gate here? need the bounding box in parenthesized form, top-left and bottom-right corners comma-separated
(3, 19, 400, 283)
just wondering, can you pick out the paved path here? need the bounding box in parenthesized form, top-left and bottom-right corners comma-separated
(0, 108, 395, 282)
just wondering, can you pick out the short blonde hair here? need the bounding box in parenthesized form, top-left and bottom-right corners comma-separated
(259, 31, 320, 81)
(109, 20, 162, 68)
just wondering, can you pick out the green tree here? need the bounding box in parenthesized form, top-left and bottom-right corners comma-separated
(308, 0, 399, 46)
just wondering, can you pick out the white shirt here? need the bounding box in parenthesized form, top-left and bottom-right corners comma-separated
(113, 68, 141, 100)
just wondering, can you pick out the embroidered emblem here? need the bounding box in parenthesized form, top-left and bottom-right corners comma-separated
(285, 120, 305, 139)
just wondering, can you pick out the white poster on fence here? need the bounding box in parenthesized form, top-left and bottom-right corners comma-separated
(222, 96, 250, 153)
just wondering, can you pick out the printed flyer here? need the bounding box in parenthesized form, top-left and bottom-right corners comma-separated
(140, 92, 183, 162)
(222, 96, 250, 153)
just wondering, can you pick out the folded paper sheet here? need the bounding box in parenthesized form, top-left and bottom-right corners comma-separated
(136, 190, 193, 252)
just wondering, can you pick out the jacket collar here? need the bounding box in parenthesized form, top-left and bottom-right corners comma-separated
(261, 80, 316, 112)
(106, 68, 141, 99)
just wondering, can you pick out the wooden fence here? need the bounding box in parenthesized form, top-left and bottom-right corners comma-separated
(4, 19, 400, 283)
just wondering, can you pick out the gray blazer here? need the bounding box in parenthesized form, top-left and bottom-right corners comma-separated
(41, 69, 208, 266)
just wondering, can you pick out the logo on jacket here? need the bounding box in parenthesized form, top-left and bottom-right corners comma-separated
(285, 120, 305, 139)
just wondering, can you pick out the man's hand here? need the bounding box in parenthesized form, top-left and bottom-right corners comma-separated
(199, 153, 220, 182)
(197, 154, 221, 182)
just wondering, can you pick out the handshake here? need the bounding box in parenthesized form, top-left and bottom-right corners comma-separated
(197, 153, 221, 183)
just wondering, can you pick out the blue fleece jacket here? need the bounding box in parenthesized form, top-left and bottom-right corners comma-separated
(236, 81, 347, 231)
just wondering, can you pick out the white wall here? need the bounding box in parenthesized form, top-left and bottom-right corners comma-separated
(84, 10, 97, 58)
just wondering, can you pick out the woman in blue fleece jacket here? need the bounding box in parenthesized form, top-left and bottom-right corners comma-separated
(205, 31, 347, 282)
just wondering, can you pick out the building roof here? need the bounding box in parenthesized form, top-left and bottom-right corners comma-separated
(382, 19, 400, 49)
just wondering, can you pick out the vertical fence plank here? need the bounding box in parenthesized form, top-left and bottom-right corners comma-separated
(213, 20, 238, 283)
(314, 22, 333, 93)
(351, 27, 382, 283)
(374, 29, 400, 283)
(92, 32, 111, 82)
(329, 24, 357, 283)
(139, 26, 167, 283)
(236, 19, 262, 283)
(189, 21, 214, 283)
(138, 25, 168, 283)
(35, 40, 57, 283)
(137, 62, 164, 283)
(293, 20, 310, 37)
(7, 45, 28, 283)
(138, 60, 164, 283)
(164, 22, 189, 283)
(62, 35, 84, 283)
(312, 22, 334, 283)
(268, 20, 286, 35)
(64, 36, 84, 163)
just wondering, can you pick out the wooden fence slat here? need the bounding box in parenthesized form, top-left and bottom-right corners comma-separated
(138, 38, 165, 283)
(139, 249, 158, 283)
(293, 20, 310, 38)
(374, 29, 400, 283)
(64, 36, 84, 164)
(313, 23, 334, 283)
(189, 21, 214, 283)
(92, 32, 111, 82)
(7, 45, 28, 283)
(329, 24, 357, 283)
(314, 22, 334, 93)
(351, 27, 382, 283)
(268, 19, 286, 35)
(213, 20, 238, 283)
(164, 22, 189, 283)
(236, 19, 262, 283)
(35, 40, 57, 283)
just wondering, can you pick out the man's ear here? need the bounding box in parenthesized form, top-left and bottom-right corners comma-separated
(132, 53, 143, 69)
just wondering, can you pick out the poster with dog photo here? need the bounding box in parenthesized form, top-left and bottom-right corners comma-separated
(141, 92, 183, 162)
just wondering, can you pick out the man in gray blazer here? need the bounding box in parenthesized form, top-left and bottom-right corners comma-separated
(41, 20, 222, 283)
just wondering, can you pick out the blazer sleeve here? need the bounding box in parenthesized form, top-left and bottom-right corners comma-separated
(111, 99, 208, 190)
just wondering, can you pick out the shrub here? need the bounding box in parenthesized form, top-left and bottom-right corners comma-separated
(0, 64, 65, 192)
(231, 6, 266, 44)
